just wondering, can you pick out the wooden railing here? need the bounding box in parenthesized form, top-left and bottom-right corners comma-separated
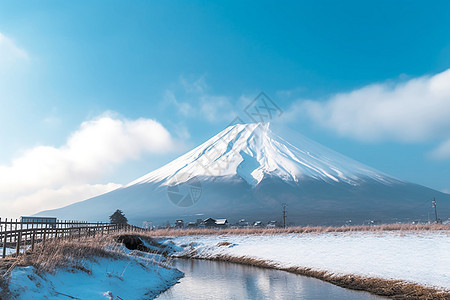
(0, 218, 145, 258)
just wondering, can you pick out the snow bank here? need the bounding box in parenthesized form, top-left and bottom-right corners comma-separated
(170, 231, 450, 290)
(0, 248, 16, 256)
(7, 250, 183, 299)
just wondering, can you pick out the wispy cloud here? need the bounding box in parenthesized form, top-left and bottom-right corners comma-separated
(165, 76, 237, 123)
(429, 139, 450, 160)
(292, 69, 450, 159)
(0, 113, 182, 217)
(0, 32, 28, 66)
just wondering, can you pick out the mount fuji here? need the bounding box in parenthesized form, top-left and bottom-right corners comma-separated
(37, 123, 450, 225)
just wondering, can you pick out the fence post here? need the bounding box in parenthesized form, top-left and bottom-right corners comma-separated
(43, 226, 47, 245)
(15, 230, 21, 257)
(2, 218, 7, 258)
(31, 231, 35, 252)
(8, 219, 11, 243)
(25, 221, 29, 250)
(14, 219, 17, 241)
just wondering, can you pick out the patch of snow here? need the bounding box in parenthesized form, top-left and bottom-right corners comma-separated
(7, 253, 183, 299)
(169, 231, 450, 291)
(138, 237, 184, 255)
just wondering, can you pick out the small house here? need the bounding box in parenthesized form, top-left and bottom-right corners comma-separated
(186, 221, 197, 228)
(20, 216, 57, 228)
(175, 220, 184, 228)
(237, 219, 250, 227)
(267, 220, 278, 228)
(215, 219, 228, 227)
(203, 218, 217, 227)
(253, 221, 263, 228)
(20, 216, 57, 224)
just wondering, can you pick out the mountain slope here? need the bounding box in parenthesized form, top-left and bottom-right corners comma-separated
(130, 123, 398, 186)
(37, 123, 450, 225)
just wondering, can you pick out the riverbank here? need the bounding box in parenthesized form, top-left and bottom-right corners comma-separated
(0, 236, 183, 299)
(158, 258, 386, 299)
(161, 230, 450, 299)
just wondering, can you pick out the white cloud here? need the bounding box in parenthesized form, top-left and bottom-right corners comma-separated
(292, 69, 450, 159)
(0, 32, 28, 66)
(0, 114, 180, 217)
(299, 69, 450, 142)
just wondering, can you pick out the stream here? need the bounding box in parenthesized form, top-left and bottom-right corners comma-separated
(157, 258, 387, 300)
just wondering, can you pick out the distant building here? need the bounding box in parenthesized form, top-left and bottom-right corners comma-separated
(186, 221, 198, 228)
(201, 217, 229, 228)
(237, 219, 250, 227)
(175, 220, 184, 228)
(253, 221, 263, 228)
(20, 216, 57, 228)
(267, 220, 278, 228)
(203, 218, 217, 227)
(215, 219, 228, 227)
(21, 216, 56, 224)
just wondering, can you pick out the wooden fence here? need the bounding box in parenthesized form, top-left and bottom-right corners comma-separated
(0, 218, 145, 259)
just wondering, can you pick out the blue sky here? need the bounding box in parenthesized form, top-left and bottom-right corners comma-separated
(0, 1, 449, 217)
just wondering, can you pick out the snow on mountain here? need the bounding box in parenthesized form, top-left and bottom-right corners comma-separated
(36, 122, 449, 225)
(130, 123, 397, 187)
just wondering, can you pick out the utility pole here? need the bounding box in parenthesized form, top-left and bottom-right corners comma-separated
(432, 198, 439, 223)
(282, 203, 287, 229)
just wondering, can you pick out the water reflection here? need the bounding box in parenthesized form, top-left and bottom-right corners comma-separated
(156, 259, 386, 300)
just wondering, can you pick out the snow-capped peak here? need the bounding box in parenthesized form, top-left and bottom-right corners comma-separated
(129, 123, 396, 187)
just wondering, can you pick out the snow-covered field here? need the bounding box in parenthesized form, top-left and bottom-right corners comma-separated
(5, 250, 183, 299)
(169, 231, 450, 291)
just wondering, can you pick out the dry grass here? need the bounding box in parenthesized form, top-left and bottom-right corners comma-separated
(2, 232, 172, 276)
(141, 223, 450, 237)
(217, 241, 233, 247)
(177, 253, 450, 300)
(0, 232, 177, 299)
(0, 235, 123, 299)
(15, 235, 123, 274)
